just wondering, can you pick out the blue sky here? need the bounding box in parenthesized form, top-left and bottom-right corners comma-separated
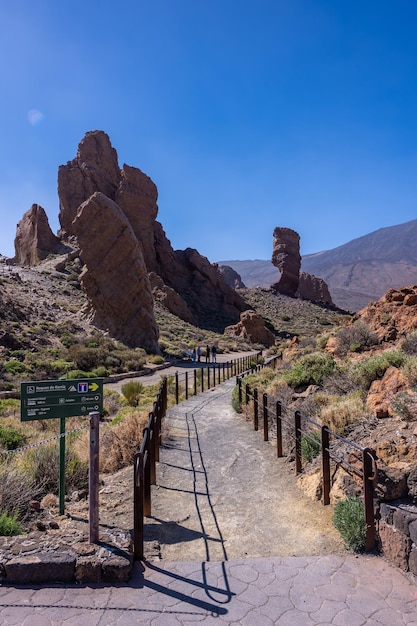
(1, 0, 417, 262)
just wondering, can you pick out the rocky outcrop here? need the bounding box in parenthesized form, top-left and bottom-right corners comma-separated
(357, 286, 417, 341)
(366, 366, 407, 417)
(297, 271, 333, 305)
(149, 272, 195, 324)
(271, 227, 301, 296)
(218, 265, 246, 289)
(271, 227, 334, 305)
(58, 130, 245, 333)
(225, 309, 275, 347)
(72, 192, 159, 352)
(14, 204, 64, 266)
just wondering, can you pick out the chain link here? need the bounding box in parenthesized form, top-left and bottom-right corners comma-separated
(0, 423, 89, 458)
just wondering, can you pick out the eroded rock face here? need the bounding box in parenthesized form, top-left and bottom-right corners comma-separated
(58, 131, 121, 236)
(358, 286, 417, 341)
(271, 227, 301, 296)
(14, 204, 63, 266)
(297, 272, 333, 305)
(149, 272, 195, 324)
(225, 309, 275, 347)
(58, 130, 245, 333)
(218, 265, 246, 289)
(72, 192, 159, 352)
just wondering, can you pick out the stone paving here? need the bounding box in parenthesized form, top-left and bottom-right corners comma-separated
(0, 554, 416, 625)
(1, 372, 417, 624)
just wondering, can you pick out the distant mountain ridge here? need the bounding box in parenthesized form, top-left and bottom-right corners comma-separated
(219, 218, 417, 312)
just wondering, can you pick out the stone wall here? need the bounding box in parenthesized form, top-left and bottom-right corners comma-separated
(377, 501, 417, 576)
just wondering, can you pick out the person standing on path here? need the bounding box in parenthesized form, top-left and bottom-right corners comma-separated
(206, 345, 210, 362)
(197, 346, 202, 362)
(211, 345, 217, 363)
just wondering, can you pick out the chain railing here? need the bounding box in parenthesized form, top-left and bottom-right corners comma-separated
(236, 376, 377, 552)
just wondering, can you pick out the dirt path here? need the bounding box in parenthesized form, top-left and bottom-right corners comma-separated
(143, 378, 345, 561)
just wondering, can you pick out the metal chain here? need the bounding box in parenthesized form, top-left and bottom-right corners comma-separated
(0, 423, 89, 458)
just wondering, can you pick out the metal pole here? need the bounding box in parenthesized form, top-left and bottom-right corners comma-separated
(59, 417, 66, 515)
(263, 393, 269, 441)
(295, 411, 302, 475)
(276, 401, 283, 457)
(322, 426, 330, 505)
(89, 411, 100, 543)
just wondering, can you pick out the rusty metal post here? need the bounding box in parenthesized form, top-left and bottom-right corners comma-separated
(143, 429, 151, 516)
(245, 383, 249, 406)
(253, 387, 259, 431)
(295, 411, 302, 474)
(276, 401, 283, 457)
(322, 426, 330, 505)
(175, 372, 179, 404)
(363, 448, 376, 552)
(201, 368, 204, 393)
(238, 377, 242, 404)
(185, 371, 188, 399)
(207, 366, 210, 389)
(263, 393, 269, 441)
(194, 369, 197, 396)
(89, 411, 100, 544)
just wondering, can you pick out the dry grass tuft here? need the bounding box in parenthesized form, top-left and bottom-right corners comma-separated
(99, 410, 149, 473)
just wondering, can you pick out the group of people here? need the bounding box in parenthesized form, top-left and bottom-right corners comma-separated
(191, 345, 217, 363)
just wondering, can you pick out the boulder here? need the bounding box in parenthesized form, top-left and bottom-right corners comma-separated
(14, 204, 63, 266)
(72, 192, 159, 352)
(366, 366, 407, 417)
(225, 309, 275, 347)
(297, 271, 333, 305)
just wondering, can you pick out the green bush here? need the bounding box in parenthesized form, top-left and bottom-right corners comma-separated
(0, 425, 26, 450)
(121, 381, 144, 407)
(301, 431, 321, 462)
(0, 511, 22, 536)
(283, 353, 337, 388)
(350, 351, 405, 390)
(334, 321, 378, 356)
(333, 496, 366, 552)
(4, 360, 27, 375)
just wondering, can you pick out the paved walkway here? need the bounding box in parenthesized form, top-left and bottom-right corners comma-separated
(1, 378, 417, 624)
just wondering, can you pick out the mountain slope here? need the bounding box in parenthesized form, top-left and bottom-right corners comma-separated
(220, 219, 417, 312)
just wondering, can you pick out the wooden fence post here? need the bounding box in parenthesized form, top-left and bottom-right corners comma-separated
(322, 426, 330, 505)
(276, 401, 283, 457)
(294, 411, 302, 474)
(263, 393, 269, 441)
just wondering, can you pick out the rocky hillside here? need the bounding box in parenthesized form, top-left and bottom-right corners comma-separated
(220, 218, 417, 313)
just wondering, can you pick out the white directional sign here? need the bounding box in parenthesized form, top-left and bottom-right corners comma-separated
(20, 378, 103, 421)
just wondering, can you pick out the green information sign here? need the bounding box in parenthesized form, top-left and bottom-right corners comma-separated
(20, 378, 104, 421)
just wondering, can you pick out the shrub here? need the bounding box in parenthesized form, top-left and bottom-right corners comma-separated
(333, 495, 366, 552)
(69, 345, 106, 371)
(0, 512, 22, 536)
(100, 410, 148, 472)
(402, 357, 417, 387)
(24, 444, 89, 496)
(4, 360, 27, 375)
(93, 366, 110, 377)
(0, 466, 41, 522)
(350, 351, 405, 390)
(391, 391, 417, 422)
(0, 425, 26, 450)
(399, 332, 417, 355)
(121, 381, 144, 407)
(301, 431, 321, 462)
(282, 352, 337, 389)
(334, 321, 378, 356)
(320, 391, 366, 433)
(149, 355, 164, 365)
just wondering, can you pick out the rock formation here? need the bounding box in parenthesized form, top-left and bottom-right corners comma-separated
(72, 193, 159, 352)
(225, 310, 275, 347)
(14, 204, 64, 266)
(57, 130, 245, 333)
(271, 227, 301, 296)
(271, 226, 333, 305)
(357, 286, 417, 342)
(218, 265, 246, 289)
(297, 271, 333, 305)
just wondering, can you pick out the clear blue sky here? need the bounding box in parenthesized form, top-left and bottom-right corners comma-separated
(1, 0, 417, 262)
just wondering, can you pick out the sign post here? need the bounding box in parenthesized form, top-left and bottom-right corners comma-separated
(21, 378, 103, 519)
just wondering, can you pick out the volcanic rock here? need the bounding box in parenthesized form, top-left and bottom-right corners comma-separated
(225, 309, 275, 347)
(271, 227, 301, 296)
(14, 204, 64, 266)
(149, 272, 195, 324)
(58, 130, 245, 333)
(72, 192, 159, 352)
(357, 286, 417, 341)
(219, 265, 246, 289)
(297, 271, 333, 305)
